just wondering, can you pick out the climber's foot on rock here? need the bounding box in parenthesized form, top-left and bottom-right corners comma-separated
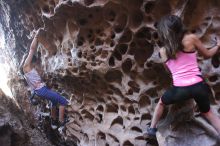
(51, 119, 58, 130)
(143, 127, 157, 139)
(58, 121, 67, 134)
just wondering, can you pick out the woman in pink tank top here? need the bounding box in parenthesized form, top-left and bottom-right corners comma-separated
(144, 15, 220, 139)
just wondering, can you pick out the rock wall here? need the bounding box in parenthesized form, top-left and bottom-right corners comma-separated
(1, 0, 220, 146)
(0, 89, 54, 146)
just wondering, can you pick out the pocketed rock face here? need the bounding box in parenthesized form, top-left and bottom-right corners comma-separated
(1, 0, 220, 146)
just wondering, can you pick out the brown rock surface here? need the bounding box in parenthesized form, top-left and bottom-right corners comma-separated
(0, 89, 53, 146)
(1, 0, 220, 145)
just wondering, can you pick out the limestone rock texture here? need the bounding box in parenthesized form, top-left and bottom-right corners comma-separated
(1, 0, 220, 146)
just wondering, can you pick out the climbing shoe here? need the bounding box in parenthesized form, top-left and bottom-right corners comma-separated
(51, 119, 58, 129)
(58, 121, 66, 134)
(143, 127, 157, 139)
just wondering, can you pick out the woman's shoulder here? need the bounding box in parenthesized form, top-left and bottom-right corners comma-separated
(183, 33, 199, 42)
(24, 67, 36, 75)
(182, 33, 198, 52)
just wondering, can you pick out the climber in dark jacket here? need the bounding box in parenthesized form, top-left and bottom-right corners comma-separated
(21, 29, 68, 133)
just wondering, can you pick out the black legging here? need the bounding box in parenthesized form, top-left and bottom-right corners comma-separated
(161, 81, 211, 113)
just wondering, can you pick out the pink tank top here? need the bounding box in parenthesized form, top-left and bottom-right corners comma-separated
(165, 51, 203, 87)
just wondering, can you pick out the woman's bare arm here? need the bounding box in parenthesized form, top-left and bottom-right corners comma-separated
(23, 34, 39, 72)
(191, 34, 220, 58)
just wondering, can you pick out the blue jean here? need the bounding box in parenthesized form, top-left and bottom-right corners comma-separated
(35, 86, 68, 106)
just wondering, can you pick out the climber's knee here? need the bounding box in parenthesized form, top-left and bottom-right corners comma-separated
(51, 97, 68, 107)
(159, 97, 166, 105)
(51, 101, 58, 107)
(58, 96, 68, 106)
